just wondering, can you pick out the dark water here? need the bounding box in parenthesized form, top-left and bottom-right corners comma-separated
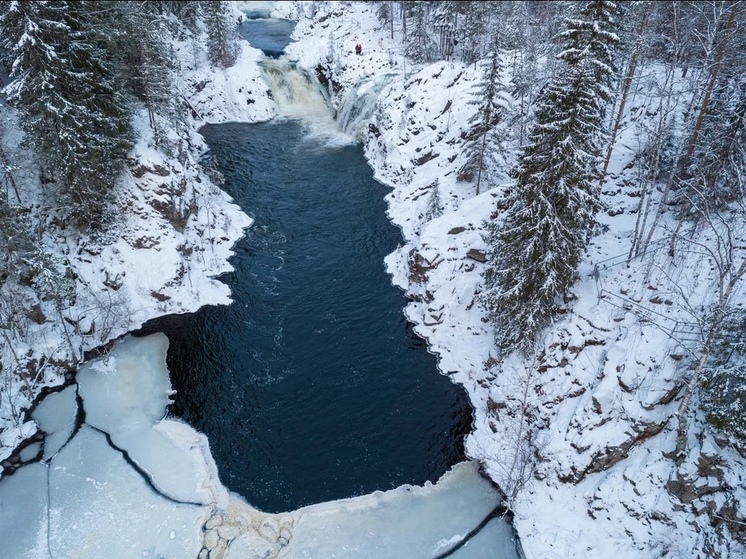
(238, 16, 296, 58)
(143, 122, 473, 512)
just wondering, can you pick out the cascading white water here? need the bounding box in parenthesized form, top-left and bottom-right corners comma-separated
(336, 74, 396, 140)
(261, 59, 396, 146)
(261, 58, 355, 145)
(262, 59, 330, 119)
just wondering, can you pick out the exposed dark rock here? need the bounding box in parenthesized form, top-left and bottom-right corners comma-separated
(27, 304, 47, 325)
(592, 397, 602, 414)
(152, 164, 170, 176)
(617, 376, 634, 393)
(131, 163, 171, 178)
(150, 290, 171, 302)
(438, 99, 452, 117)
(575, 420, 667, 480)
(466, 249, 487, 263)
(414, 150, 438, 166)
(448, 226, 466, 235)
(641, 382, 684, 410)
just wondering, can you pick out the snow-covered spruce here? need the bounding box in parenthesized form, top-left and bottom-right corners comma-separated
(285, 2, 746, 558)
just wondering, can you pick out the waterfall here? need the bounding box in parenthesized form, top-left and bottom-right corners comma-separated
(261, 58, 346, 141)
(336, 74, 396, 141)
(261, 59, 395, 145)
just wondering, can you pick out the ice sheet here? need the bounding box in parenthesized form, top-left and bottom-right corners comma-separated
(2, 336, 520, 559)
(0, 463, 50, 558)
(266, 461, 518, 559)
(77, 334, 228, 507)
(47, 425, 207, 559)
(31, 384, 78, 460)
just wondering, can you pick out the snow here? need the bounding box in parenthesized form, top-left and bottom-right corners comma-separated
(0, 7, 276, 463)
(281, 461, 517, 559)
(2, 1, 745, 557)
(0, 336, 217, 559)
(30, 385, 77, 461)
(0, 5, 524, 557)
(77, 334, 229, 508)
(280, 2, 746, 558)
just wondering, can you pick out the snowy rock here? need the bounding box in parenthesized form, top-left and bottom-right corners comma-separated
(466, 248, 487, 263)
(224, 530, 277, 559)
(206, 514, 224, 530)
(259, 518, 280, 543)
(218, 523, 242, 540)
(205, 528, 221, 550)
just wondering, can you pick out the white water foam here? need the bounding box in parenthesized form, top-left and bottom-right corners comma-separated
(261, 58, 354, 146)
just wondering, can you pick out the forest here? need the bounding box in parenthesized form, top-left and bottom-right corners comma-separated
(370, 0, 746, 452)
(0, 1, 745, 553)
(0, 0, 239, 417)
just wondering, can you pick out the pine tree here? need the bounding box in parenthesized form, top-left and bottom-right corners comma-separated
(432, 1, 458, 61)
(1, 1, 133, 227)
(201, 1, 238, 68)
(460, 1, 485, 67)
(685, 75, 746, 206)
(424, 179, 443, 221)
(482, 0, 619, 350)
(458, 33, 512, 194)
(111, 2, 175, 140)
(699, 309, 746, 444)
(405, 1, 435, 64)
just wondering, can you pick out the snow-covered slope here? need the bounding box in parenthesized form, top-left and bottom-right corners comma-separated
(0, 14, 275, 465)
(283, 2, 746, 558)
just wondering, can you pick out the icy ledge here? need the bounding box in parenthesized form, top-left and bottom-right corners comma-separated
(0, 334, 519, 559)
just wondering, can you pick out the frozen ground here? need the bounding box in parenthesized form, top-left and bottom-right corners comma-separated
(3, 1, 745, 557)
(0, 8, 276, 463)
(1, 3, 522, 558)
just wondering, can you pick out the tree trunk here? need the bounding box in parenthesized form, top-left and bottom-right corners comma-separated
(0, 146, 21, 204)
(390, 1, 394, 39)
(600, 1, 652, 184)
(679, 2, 739, 174)
(475, 127, 489, 196)
(675, 257, 746, 460)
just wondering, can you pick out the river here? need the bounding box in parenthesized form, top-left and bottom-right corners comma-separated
(142, 22, 473, 513)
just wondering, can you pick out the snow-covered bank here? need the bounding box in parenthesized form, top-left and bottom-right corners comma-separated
(0, 10, 275, 464)
(283, 2, 746, 558)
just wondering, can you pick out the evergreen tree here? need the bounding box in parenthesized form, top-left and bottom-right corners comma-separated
(684, 74, 746, 207)
(482, 0, 619, 350)
(460, 1, 489, 67)
(458, 33, 512, 194)
(432, 1, 458, 61)
(424, 179, 443, 221)
(1, 0, 133, 228)
(201, 1, 238, 68)
(700, 308, 746, 444)
(405, 1, 435, 64)
(0, 187, 33, 288)
(111, 2, 175, 140)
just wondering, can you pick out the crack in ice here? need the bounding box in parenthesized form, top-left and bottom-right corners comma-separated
(432, 504, 510, 559)
(86, 424, 206, 508)
(45, 461, 53, 559)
